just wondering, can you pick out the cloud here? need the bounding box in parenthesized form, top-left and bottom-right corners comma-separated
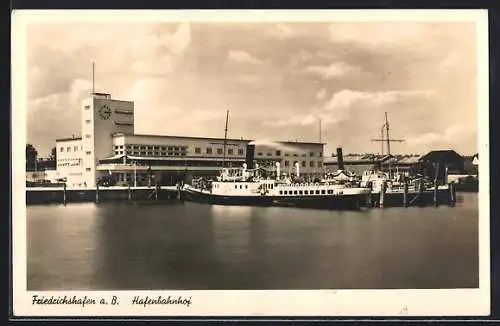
(405, 124, 476, 149)
(262, 114, 317, 127)
(316, 88, 327, 100)
(439, 51, 463, 71)
(237, 74, 259, 84)
(324, 89, 434, 112)
(304, 62, 362, 79)
(169, 23, 191, 56)
(269, 23, 294, 38)
(228, 50, 263, 65)
(328, 22, 429, 50)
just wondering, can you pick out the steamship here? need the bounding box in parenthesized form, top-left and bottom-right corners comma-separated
(181, 145, 371, 210)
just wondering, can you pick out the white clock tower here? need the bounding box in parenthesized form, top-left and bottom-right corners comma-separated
(80, 92, 134, 187)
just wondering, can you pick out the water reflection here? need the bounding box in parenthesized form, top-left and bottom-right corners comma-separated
(27, 193, 479, 290)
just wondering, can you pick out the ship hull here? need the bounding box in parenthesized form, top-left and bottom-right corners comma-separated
(181, 188, 367, 210)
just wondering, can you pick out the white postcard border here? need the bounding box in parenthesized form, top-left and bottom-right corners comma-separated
(11, 9, 490, 317)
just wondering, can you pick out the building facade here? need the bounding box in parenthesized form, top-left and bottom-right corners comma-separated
(56, 93, 324, 187)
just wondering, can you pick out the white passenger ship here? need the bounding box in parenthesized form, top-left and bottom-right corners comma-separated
(182, 162, 371, 210)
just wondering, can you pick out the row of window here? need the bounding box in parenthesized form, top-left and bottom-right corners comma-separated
(279, 189, 336, 195)
(115, 145, 187, 151)
(114, 150, 185, 157)
(283, 161, 322, 168)
(257, 151, 323, 157)
(195, 147, 244, 155)
(113, 148, 246, 157)
(110, 145, 322, 158)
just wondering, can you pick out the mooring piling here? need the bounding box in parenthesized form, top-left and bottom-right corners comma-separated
(379, 182, 386, 208)
(403, 180, 409, 208)
(63, 183, 67, 205)
(366, 182, 373, 207)
(433, 181, 438, 207)
(449, 182, 456, 207)
(96, 184, 100, 203)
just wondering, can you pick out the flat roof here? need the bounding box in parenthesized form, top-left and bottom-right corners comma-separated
(112, 133, 324, 145)
(56, 137, 82, 142)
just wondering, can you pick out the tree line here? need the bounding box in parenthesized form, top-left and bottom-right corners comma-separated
(26, 144, 56, 172)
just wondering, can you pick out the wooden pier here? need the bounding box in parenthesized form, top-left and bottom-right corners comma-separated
(26, 182, 456, 208)
(26, 185, 181, 205)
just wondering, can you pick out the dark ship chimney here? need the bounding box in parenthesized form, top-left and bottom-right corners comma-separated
(246, 144, 255, 169)
(336, 147, 345, 170)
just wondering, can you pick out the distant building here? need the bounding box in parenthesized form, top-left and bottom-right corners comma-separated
(419, 150, 465, 185)
(323, 153, 421, 176)
(55, 92, 324, 187)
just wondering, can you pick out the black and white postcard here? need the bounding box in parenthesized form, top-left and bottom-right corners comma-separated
(12, 9, 490, 317)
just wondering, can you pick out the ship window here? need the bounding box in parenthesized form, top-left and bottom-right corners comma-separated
(245, 185, 248, 189)
(310, 152, 314, 157)
(195, 147, 201, 154)
(206, 148, 212, 154)
(310, 161, 315, 167)
(257, 152, 263, 156)
(284, 191, 287, 195)
(328, 189, 333, 194)
(238, 149, 244, 155)
(294, 190, 298, 195)
(270, 184, 273, 189)
(276, 150, 281, 156)
(228, 149, 234, 155)
(299, 190, 303, 195)
(239, 185, 242, 189)
(60, 147, 64, 152)
(321, 190, 326, 194)
(304, 190, 308, 195)
(235, 185, 237, 189)
(279, 190, 283, 195)
(217, 148, 223, 154)
(315, 190, 320, 194)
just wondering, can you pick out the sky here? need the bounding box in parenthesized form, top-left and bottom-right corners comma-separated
(24, 19, 479, 157)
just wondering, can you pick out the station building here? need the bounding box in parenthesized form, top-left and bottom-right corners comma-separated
(56, 92, 325, 187)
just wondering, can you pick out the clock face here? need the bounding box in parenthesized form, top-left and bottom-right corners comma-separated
(98, 105, 112, 120)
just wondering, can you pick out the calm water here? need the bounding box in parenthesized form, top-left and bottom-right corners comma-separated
(27, 193, 479, 290)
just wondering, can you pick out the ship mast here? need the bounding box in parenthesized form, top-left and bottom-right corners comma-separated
(370, 112, 405, 178)
(223, 110, 229, 168)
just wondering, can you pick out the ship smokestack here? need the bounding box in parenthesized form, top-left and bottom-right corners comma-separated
(276, 162, 280, 180)
(246, 145, 255, 169)
(336, 147, 345, 170)
(295, 162, 300, 178)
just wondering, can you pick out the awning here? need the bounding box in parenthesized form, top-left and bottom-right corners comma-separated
(99, 154, 126, 161)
